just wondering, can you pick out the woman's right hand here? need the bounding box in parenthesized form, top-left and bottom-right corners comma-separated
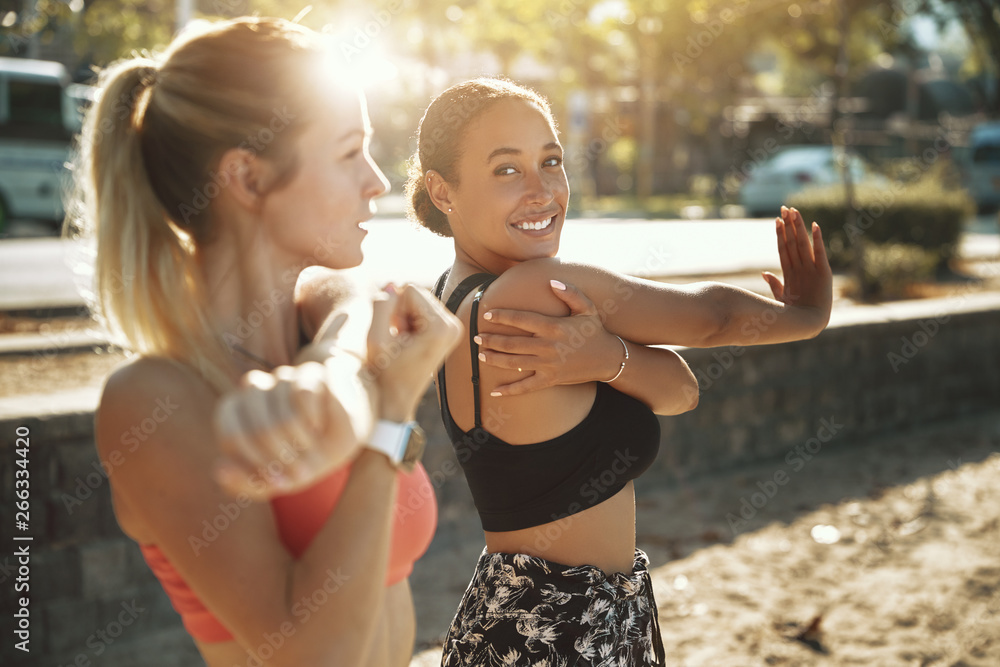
(366, 283, 464, 422)
(212, 285, 460, 499)
(213, 361, 356, 499)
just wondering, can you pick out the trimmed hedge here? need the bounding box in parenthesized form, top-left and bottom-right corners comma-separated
(857, 243, 939, 300)
(787, 177, 975, 269)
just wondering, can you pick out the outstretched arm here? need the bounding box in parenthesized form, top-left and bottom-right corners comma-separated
(472, 207, 829, 407)
(480, 206, 831, 350)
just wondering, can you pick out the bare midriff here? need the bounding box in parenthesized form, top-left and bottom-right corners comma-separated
(484, 482, 636, 575)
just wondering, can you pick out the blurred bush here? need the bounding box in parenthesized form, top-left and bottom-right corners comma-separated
(879, 157, 966, 189)
(787, 160, 975, 270)
(853, 243, 939, 300)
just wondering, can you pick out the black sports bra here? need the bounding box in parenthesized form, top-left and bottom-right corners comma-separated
(433, 270, 661, 532)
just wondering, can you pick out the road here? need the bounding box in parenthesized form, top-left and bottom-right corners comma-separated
(1, 215, 998, 311)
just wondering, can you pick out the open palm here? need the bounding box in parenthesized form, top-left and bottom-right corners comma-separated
(761, 206, 833, 331)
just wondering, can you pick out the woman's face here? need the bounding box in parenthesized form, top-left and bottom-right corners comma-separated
(446, 98, 569, 273)
(259, 89, 389, 270)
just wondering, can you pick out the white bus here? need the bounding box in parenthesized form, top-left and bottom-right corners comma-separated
(0, 57, 93, 235)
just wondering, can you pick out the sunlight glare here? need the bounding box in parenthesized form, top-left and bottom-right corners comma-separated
(320, 20, 399, 88)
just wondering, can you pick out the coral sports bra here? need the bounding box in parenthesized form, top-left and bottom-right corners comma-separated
(434, 270, 661, 532)
(140, 462, 436, 643)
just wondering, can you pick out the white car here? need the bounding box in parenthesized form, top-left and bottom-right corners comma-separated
(738, 145, 874, 217)
(0, 57, 93, 235)
(966, 122, 1000, 211)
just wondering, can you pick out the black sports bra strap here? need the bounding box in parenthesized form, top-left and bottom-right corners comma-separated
(468, 280, 496, 428)
(433, 269, 450, 301)
(443, 273, 497, 314)
(435, 271, 498, 430)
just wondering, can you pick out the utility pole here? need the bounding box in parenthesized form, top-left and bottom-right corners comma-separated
(636, 17, 658, 201)
(21, 0, 40, 58)
(176, 0, 193, 33)
(833, 0, 866, 300)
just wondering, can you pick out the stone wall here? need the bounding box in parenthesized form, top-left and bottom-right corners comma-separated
(1, 293, 998, 666)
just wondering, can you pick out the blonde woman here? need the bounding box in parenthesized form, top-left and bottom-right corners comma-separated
(70, 17, 461, 667)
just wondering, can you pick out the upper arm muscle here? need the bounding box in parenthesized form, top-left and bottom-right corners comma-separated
(481, 258, 724, 347)
(96, 358, 293, 645)
(296, 268, 370, 354)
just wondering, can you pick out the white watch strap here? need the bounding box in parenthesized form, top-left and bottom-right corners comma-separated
(368, 420, 414, 464)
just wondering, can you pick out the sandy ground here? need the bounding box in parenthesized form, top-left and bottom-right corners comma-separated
(410, 412, 1000, 666)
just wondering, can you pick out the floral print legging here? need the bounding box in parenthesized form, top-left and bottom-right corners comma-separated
(442, 548, 666, 667)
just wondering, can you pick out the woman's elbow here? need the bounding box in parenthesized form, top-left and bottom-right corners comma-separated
(688, 283, 736, 348)
(653, 382, 699, 416)
(693, 308, 732, 349)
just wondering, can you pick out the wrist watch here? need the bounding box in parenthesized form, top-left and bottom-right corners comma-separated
(367, 420, 426, 472)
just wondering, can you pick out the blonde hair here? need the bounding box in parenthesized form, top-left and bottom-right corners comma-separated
(67, 17, 330, 392)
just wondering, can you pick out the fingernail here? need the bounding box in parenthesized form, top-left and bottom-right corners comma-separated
(490, 391, 502, 397)
(483, 311, 492, 321)
(478, 352, 486, 362)
(550, 279, 566, 291)
(382, 282, 397, 295)
(474, 335, 483, 345)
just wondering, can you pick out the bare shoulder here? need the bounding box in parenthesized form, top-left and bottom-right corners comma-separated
(95, 355, 216, 463)
(295, 268, 359, 336)
(295, 266, 357, 304)
(95, 356, 305, 641)
(295, 268, 372, 351)
(95, 356, 221, 542)
(482, 257, 628, 316)
(481, 258, 571, 318)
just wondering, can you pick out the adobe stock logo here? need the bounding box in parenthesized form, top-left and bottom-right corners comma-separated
(726, 416, 843, 535)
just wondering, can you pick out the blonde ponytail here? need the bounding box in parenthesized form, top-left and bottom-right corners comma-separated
(69, 58, 233, 391)
(67, 18, 326, 393)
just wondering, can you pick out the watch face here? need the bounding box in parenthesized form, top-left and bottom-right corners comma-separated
(400, 424, 427, 472)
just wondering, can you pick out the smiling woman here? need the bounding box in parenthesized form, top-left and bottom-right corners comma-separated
(427, 98, 568, 271)
(405, 77, 834, 666)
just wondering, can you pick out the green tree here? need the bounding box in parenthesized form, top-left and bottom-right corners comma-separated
(74, 0, 173, 68)
(919, 0, 1000, 112)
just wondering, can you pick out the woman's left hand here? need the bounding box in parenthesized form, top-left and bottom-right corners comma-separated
(474, 280, 623, 396)
(761, 206, 833, 336)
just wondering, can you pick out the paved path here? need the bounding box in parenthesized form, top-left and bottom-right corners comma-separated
(2, 217, 998, 310)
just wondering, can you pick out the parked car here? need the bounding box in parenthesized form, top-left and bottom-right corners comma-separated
(966, 121, 1000, 212)
(0, 57, 93, 235)
(739, 145, 877, 216)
